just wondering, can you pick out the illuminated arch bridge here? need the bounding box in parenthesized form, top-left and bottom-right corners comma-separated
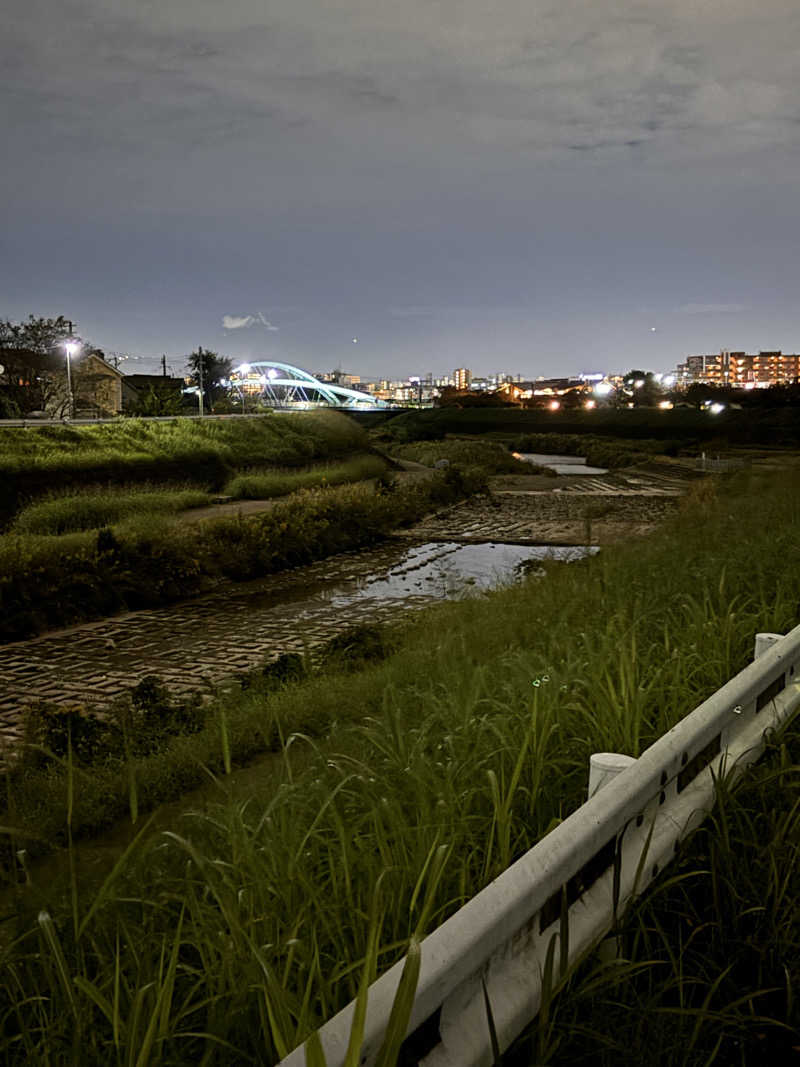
(228, 361, 386, 409)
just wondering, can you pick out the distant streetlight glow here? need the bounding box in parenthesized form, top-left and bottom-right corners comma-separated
(548, 399, 560, 410)
(594, 381, 613, 396)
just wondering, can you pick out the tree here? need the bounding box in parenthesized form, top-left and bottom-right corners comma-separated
(186, 347, 232, 413)
(129, 383, 185, 417)
(0, 315, 76, 414)
(620, 369, 664, 407)
(0, 314, 75, 355)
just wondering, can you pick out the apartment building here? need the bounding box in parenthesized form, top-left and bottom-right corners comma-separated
(453, 367, 472, 390)
(677, 350, 800, 388)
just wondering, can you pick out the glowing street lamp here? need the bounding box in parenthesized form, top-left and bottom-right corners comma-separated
(238, 364, 251, 414)
(63, 339, 79, 418)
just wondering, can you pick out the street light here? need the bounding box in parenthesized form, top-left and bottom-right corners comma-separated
(238, 364, 251, 414)
(63, 340, 79, 419)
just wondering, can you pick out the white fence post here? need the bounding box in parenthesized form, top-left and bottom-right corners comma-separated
(588, 752, 637, 799)
(755, 632, 783, 659)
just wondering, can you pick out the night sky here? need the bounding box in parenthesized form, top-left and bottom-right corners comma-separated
(4, 1, 800, 379)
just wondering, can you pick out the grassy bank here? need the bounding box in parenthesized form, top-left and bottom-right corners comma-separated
(512, 730, 800, 1065)
(384, 437, 538, 474)
(10, 486, 214, 535)
(2, 469, 800, 1063)
(510, 432, 681, 469)
(0, 467, 477, 641)
(0, 412, 369, 522)
(225, 452, 388, 499)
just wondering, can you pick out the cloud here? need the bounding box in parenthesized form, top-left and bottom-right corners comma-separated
(222, 313, 279, 331)
(677, 303, 747, 315)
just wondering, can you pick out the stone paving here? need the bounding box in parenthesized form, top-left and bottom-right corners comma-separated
(0, 541, 435, 745)
(395, 466, 690, 545)
(0, 463, 695, 747)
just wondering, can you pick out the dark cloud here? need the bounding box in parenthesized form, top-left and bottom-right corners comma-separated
(4, 0, 800, 376)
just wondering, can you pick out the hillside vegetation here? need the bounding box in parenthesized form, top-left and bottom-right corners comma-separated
(0, 412, 369, 522)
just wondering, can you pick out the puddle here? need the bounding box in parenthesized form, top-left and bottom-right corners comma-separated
(328, 541, 596, 604)
(515, 452, 609, 476)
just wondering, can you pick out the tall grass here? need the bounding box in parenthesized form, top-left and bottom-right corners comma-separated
(225, 453, 388, 500)
(11, 486, 212, 535)
(2, 471, 800, 1062)
(511, 732, 800, 1065)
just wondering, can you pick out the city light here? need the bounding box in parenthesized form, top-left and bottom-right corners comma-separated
(594, 382, 613, 396)
(548, 399, 560, 410)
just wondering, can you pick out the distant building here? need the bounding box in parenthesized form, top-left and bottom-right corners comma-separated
(74, 352, 124, 415)
(0, 347, 123, 416)
(497, 377, 589, 403)
(453, 367, 472, 391)
(677, 350, 800, 388)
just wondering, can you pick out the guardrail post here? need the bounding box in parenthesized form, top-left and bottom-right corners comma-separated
(588, 752, 637, 799)
(754, 632, 784, 659)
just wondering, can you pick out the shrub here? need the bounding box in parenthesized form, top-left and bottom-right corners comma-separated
(22, 702, 119, 765)
(261, 652, 308, 687)
(318, 622, 398, 669)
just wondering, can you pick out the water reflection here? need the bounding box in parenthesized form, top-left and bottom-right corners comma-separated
(328, 541, 598, 607)
(515, 452, 609, 476)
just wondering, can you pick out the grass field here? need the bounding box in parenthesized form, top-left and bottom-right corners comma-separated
(2, 468, 799, 1063)
(0, 412, 370, 523)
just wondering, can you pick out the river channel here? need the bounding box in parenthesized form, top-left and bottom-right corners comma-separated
(6, 536, 596, 892)
(0, 536, 596, 745)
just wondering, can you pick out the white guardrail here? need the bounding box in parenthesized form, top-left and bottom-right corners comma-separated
(280, 627, 800, 1067)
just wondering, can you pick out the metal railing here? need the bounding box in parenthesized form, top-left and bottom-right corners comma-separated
(280, 627, 800, 1067)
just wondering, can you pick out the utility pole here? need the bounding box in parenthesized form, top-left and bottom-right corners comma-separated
(197, 347, 205, 416)
(161, 354, 167, 377)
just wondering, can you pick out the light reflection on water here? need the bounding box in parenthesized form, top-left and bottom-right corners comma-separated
(515, 452, 609, 476)
(327, 541, 598, 607)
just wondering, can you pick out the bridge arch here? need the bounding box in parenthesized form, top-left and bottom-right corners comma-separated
(230, 361, 385, 408)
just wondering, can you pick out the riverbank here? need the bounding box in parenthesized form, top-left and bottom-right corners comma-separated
(2, 467, 800, 1063)
(0, 465, 483, 642)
